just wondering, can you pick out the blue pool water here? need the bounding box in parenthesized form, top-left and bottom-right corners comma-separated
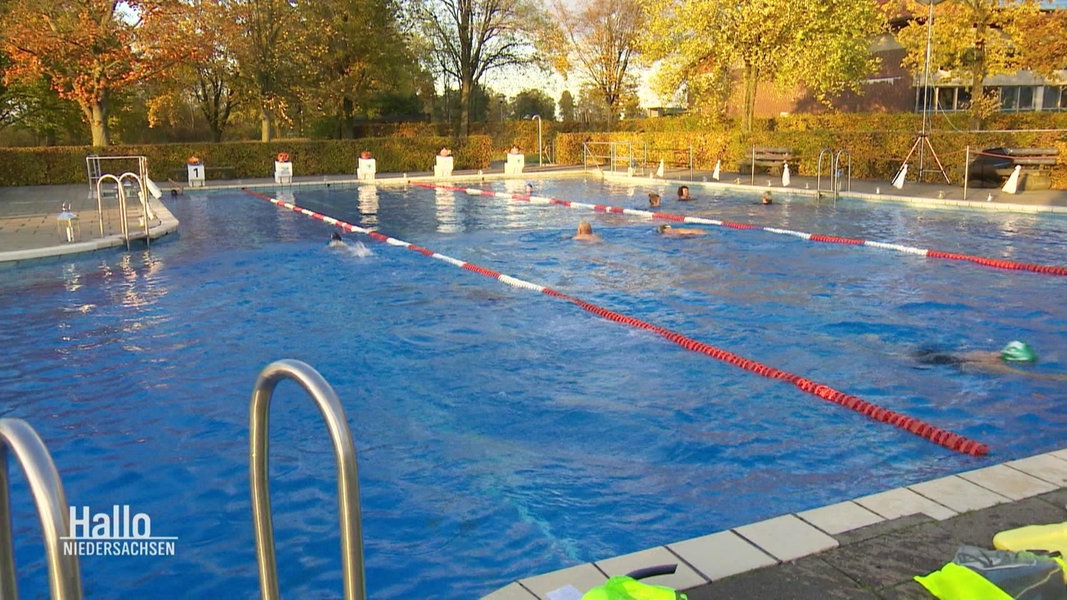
(2, 178, 1065, 598)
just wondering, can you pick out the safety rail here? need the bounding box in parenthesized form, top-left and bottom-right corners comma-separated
(583, 141, 641, 175)
(94, 174, 151, 251)
(249, 359, 366, 600)
(816, 148, 852, 200)
(0, 418, 83, 600)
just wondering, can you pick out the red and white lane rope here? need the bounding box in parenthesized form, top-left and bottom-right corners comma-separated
(410, 182, 1067, 277)
(243, 188, 989, 456)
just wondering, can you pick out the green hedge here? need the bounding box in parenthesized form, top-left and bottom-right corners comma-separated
(0, 135, 494, 186)
(556, 114, 1067, 189)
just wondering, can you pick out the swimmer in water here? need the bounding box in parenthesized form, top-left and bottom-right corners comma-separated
(328, 232, 345, 247)
(572, 221, 601, 242)
(648, 192, 661, 208)
(914, 341, 1067, 380)
(658, 224, 708, 237)
(677, 185, 693, 201)
(761, 191, 773, 205)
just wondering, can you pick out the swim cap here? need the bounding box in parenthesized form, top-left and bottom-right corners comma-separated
(1001, 341, 1036, 362)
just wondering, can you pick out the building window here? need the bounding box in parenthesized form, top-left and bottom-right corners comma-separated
(1018, 86, 1035, 110)
(1001, 87, 1019, 111)
(1045, 86, 1067, 111)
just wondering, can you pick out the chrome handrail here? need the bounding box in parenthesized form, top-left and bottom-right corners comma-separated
(834, 149, 853, 195)
(0, 418, 83, 600)
(249, 360, 366, 600)
(815, 148, 833, 197)
(116, 172, 151, 249)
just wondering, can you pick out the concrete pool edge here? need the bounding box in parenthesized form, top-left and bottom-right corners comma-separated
(0, 196, 179, 266)
(483, 447, 1067, 599)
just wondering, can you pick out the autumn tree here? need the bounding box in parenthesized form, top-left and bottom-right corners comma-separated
(229, 0, 308, 141)
(547, 0, 645, 126)
(892, 0, 1040, 123)
(1013, 7, 1067, 78)
(300, 0, 425, 138)
(2, 0, 196, 146)
(408, 0, 547, 136)
(510, 88, 555, 120)
(147, 0, 242, 142)
(641, 0, 884, 133)
(558, 90, 575, 121)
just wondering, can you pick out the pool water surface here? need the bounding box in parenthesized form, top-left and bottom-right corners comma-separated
(1, 178, 1065, 598)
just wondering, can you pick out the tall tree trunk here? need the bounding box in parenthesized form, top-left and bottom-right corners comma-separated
(84, 100, 110, 146)
(741, 62, 758, 134)
(459, 77, 472, 137)
(260, 104, 273, 142)
(968, 27, 989, 130)
(342, 96, 355, 139)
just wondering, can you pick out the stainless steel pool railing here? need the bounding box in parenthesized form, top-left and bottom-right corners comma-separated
(249, 359, 366, 600)
(0, 418, 83, 600)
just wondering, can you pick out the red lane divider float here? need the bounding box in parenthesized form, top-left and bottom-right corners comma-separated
(243, 188, 989, 456)
(410, 181, 1067, 277)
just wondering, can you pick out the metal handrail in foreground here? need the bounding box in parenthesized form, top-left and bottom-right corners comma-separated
(249, 360, 366, 600)
(0, 418, 83, 600)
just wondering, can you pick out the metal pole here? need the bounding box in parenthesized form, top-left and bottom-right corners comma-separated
(918, 0, 935, 182)
(963, 146, 970, 201)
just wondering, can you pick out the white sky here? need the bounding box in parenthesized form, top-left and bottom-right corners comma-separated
(484, 65, 666, 108)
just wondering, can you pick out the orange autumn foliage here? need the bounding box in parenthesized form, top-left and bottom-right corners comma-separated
(2, 0, 201, 145)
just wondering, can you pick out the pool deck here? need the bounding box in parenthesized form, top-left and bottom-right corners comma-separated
(2, 166, 1067, 599)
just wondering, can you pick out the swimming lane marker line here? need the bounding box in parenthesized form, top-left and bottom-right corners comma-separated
(409, 182, 1067, 277)
(242, 188, 989, 457)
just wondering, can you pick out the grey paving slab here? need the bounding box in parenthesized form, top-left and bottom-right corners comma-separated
(481, 582, 538, 600)
(957, 463, 1059, 500)
(683, 556, 881, 600)
(593, 545, 706, 591)
(798, 500, 886, 535)
(817, 520, 958, 591)
(734, 514, 839, 562)
(908, 475, 1012, 513)
(855, 487, 957, 521)
(1007, 453, 1067, 486)
(516, 563, 606, 599)
(667, 530, 777, 581)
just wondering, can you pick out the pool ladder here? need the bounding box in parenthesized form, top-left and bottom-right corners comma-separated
(0, 360, 367, 600)
(816, 148, 852, 201)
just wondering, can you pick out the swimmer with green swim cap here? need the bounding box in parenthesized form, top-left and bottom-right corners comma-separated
(915, 341, 1066, 380)
(1000, 340, 1037, 362)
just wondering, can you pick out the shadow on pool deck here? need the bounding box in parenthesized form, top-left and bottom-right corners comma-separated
(2, 167, 1067, 600)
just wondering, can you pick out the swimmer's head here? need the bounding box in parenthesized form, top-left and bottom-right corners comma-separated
(1001, 340, 1037, 362)
(658, 224, 671, 233)
(331, 232, 343, 241)
(577, 221, 593, 235)
(761, 191, 773, 204)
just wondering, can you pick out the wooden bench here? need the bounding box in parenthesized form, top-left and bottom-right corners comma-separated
(998, 148, 1058, 191)
(739, 146, 794, 182)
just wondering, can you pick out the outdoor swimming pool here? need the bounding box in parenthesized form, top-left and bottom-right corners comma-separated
(2, 177, 1065, 598)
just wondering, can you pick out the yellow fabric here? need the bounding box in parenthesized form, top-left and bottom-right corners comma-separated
(914, 562, 1012, 600)
(994, 522, 1067, 556)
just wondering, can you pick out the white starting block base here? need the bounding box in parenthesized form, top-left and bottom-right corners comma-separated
(275, 161, 293, 184)
(434, 155, 454, 178)
(505, 153, 525, 175)
(358, 158, 376, 181)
